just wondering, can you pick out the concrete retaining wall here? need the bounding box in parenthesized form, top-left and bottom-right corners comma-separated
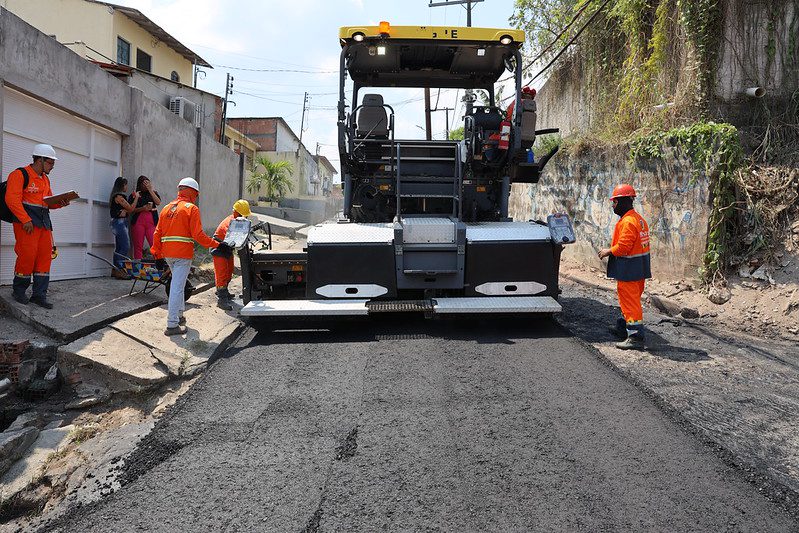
(197, 134, 241, 230)
(253, 206, 318, 225)
(509, 145, 712, 281)
(0, 8, 241, 234)
(535, 0, 798, 133)
(0, 8, 130, 135)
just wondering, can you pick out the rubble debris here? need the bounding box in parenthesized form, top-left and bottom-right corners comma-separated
(708, 286, 732, 305)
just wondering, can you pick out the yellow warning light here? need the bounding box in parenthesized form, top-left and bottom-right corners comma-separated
(291, 265, 304, 272)
(379, 21, 391, 35)
(476, 186, 487, 192)
(379, 184, 391, 191)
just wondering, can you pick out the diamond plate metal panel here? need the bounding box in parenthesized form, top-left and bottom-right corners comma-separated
(241, 299, 370, 316)
(307, 223, 395, 244)
(465, 222, 552, 242)
(401, 217, 455, 244)
(433, 296, 561, 313)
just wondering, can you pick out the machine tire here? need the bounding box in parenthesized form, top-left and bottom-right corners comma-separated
(165, 278, 194, 302)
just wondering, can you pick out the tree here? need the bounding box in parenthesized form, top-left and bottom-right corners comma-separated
(247, 156, 294, 203)
(448, 126, 464, 140)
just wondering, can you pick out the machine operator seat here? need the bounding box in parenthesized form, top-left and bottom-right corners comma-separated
(356, 94, 389, 137)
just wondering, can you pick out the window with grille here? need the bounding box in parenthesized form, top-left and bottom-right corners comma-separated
(117, 37, 130, 65)
(136, 49, 152, 72)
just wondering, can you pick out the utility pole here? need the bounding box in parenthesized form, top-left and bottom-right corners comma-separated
(297, 92, 309, 156)
(219, 73, 234, 143)
(429, 0, 483, 115)
(193, 58, 206, 88)
(296, 92, 309, 195)
(432, 107, 454, 138)
(424, 88, 432, 141)
(428, 1, 484, 23)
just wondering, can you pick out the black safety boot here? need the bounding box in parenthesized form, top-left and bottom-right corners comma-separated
(616, 334, 646, 350)
(608, 317, 627, 338)
(30, 274, 53, 309)
(12, 275, 30, 304)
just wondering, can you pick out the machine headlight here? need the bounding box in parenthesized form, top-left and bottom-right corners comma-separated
(500, 35, 513, 45)
(353, 32, 365, 42)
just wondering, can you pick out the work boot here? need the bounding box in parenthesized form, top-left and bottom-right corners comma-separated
(30, 275, 53, 309)
(615, 334, 646, 350)
(164, 325, 187, 336)
(216, 287, 233, 300)
(179, 316, 186, 326)
(12, 275, 30, 305)
(111, 267, 128, 280)
(608, 318, 627, 338)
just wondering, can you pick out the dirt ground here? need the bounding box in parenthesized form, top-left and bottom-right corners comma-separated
(562, 227, 799, 342)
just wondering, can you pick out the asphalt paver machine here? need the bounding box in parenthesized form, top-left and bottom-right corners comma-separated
(239, 22, 574, 319)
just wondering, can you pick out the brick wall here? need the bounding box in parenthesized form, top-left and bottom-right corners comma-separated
(227, 118, 278, 151)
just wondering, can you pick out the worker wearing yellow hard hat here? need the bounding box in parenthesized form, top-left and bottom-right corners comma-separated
(211, 199, 250, 309)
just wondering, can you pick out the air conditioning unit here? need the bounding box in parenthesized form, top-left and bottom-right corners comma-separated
(169, 97, 198, 126)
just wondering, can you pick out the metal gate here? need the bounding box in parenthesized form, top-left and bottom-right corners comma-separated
(0, 88, 122, 284)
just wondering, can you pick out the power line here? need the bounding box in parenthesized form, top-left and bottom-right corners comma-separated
(498, 0, 597, 84)
(212, 64, 337, 73)
(526, 0, 611, 85)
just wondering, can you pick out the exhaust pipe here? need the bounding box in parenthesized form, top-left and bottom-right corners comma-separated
(744, 87, 765, 98)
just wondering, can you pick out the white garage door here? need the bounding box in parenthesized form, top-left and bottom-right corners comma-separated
(1, 88, 122, 284)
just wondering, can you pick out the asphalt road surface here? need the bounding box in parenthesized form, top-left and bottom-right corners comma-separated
(55, 317, 796, 532)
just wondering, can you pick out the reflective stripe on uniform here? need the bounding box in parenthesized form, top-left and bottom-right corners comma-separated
(161, 236, 194, 243)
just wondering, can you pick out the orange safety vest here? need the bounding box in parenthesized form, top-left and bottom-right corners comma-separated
(607, 209, 651, 281)
(4, 165, 58, 229)
(151, 192, 216, 259)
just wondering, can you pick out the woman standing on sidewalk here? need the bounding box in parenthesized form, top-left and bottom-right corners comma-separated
(109, 177, 140, 279)
(128, 175, 161, 259)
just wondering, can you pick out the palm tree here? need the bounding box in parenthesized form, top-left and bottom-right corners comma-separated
(247, 156, 294, 203)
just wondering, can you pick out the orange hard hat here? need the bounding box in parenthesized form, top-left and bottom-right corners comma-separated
(610, 183, 636, 199)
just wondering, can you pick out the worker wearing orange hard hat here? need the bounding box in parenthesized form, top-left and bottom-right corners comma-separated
(598, 183, 651, 350)
(211, 199, 250, 310)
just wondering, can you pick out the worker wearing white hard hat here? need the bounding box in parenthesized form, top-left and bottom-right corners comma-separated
(150, 177, 220, 335)
(3, 143, 71, 308)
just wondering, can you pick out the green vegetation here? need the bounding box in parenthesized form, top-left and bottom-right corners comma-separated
(247, 156, 294, 203)
(630, 122, 744, 280)
(533, 133, 562, 159)
(448, 126, 464, 141)
(511, 0, 797, 282)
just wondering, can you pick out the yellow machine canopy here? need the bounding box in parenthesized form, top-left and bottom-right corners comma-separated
(339, 24, 525, 88)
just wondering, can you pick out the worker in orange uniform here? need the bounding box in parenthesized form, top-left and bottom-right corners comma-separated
(211, 199, 250, 310)
(599, 184, 651, 350)
(4, 144, 71, 309)
(150, 177, 222, 336)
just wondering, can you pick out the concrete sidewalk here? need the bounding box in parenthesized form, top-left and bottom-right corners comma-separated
(57, 277, 244, 404)
(0, 278, 171, 343)
(251, 212, 309, 238)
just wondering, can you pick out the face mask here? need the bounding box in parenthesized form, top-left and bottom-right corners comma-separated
(613, 196, 633, 216)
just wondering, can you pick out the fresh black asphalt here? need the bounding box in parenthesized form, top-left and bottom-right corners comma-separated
(51, 316, 797, 532)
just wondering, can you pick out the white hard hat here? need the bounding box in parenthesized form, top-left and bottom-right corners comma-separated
(178, 177, 199, 191)
(32, 144, 58, 160)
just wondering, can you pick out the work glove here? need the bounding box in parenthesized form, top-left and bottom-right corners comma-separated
(155, 258, 168, 271)
(211, 242, 233, 258)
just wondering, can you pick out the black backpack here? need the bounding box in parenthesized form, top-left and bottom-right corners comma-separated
(0, 167, 30, 223)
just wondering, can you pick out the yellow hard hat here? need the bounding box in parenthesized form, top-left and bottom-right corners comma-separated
(233, 199, 251, 217)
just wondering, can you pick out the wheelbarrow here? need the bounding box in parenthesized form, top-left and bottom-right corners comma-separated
(87, 252, 193, 301)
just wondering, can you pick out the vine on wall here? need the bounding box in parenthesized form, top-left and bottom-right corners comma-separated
(630, 122, 744, 280)
(511, 0, 797, 281)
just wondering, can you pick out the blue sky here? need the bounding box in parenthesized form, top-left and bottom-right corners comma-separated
(112, 0, 519, 174)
